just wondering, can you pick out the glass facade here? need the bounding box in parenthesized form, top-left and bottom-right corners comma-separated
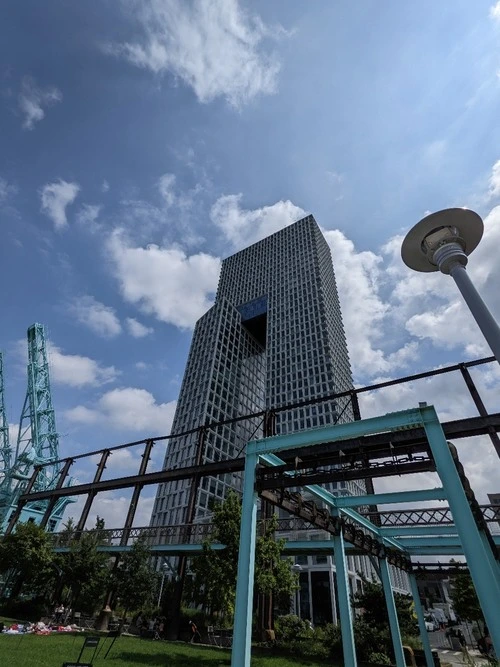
(150, 215, 364, 528)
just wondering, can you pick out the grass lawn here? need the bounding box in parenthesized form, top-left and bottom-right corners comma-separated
(0, 633, 336, 667)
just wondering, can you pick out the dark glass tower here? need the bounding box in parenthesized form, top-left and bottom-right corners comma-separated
(150, 215, 364, 528)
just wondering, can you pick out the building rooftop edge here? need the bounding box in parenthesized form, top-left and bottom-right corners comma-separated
(221, 213, 317, 264)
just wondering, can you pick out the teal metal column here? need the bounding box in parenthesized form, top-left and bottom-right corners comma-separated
(379, 557, 405, 667)
(422, 407, 500, 656)
(231, 451, 258, 667)
(409, 573, 434, 667)
(332, 530, 357, 666)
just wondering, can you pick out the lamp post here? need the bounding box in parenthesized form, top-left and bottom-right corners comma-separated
(292, 563, 302, 617)
(157, 563, 169, 609)
(401, 208, 500, 364)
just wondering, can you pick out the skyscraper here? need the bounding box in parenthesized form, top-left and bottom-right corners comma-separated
(151, 215, 364, 529)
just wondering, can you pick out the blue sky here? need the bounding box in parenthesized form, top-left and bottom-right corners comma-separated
(2, 0, 500, 526)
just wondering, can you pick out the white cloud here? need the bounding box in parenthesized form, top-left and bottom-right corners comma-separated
(18, 76, 62, 130)
(126, 317, 154, 338)
(157, 173, 176, 207)
(108, 231, 221, 329)
(40, 179, 80, 230)
(107, 0, 284, 108)
(488, 159, 500, 199)
(210, 194, 306, 248)
(68, 492, 155, 530)
(49, 345, 119, 387)
(135, 361, 149, 370)
(101, 180, 110, 193)
(66, 386, 176, 432)
(0, 177, 18, 202)
(358, 365, 500, 502)
(490, 1, 500, 21)
(323, 229, 396, 376)
(76, 204, 101, 229)
(69, 296, 122, 338)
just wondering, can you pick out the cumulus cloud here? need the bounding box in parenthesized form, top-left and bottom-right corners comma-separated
(488, 159, 500, 199)
(48, 345, 119, 387)
(69, 493, 155, 530)
(107, 231, 221, 329)
(490, 1, 500, 21)
(101, 180, 110, 193)
(126, 317, 154, 338)
(76, 204, 101, 229)
(40, 179, 80, 230)
(358, 364, 500, 502)
(69, 296, 122, 338)
(0, 177, 18, 203)
(106, 0, 284, 107)
(211, 194, 306, 248)
(65, 386, 176, 433)
(18, 76, 62, 130)
(157, 173, 176, 207)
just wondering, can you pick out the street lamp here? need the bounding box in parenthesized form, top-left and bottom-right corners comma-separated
(292, 563, 302, 617)
(401, 208, 500, 364)
(157, 563, 169, 608)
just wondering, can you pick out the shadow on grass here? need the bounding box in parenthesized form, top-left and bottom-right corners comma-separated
(114, 650, 230, 665)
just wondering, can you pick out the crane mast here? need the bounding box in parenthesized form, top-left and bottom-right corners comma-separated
(0, 324, 73, 531)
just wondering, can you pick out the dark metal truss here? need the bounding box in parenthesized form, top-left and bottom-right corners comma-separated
(260, 488, 412, 571)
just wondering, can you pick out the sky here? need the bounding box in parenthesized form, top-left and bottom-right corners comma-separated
(1, 0, 500, 529)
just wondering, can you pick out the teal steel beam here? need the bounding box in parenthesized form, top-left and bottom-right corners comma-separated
(409, 573, 434, 667)
(231, 451, 258, 667)
(421, 405, 500, 656)
(394, 536, 500, 548)
(379, 557, 405, 667)
(335, 488, 446, 507)
(249, 408, 424, 456)
(380, 525, 458, 537)
(333, 529, 358, 666)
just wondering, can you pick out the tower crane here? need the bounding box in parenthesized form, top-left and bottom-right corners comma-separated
(0, 323, 73, 532)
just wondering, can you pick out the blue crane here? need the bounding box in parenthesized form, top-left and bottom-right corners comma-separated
(0, 323, 73, 532)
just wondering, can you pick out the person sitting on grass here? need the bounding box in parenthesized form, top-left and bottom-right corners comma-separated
(189, 620, 201, 644)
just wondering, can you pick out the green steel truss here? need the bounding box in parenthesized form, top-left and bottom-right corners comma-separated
(0, 324, 72, 531)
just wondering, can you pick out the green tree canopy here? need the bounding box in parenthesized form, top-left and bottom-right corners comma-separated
(353, 578, 418, 637)
(186, 491, 297, 619)
(0, 520, 56, 599)
(111, 536, 159, 614)
(58, 517, 111, 614)
(448, 564, 484, 623)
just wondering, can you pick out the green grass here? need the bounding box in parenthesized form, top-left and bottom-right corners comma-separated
(0, 633, 335, 667)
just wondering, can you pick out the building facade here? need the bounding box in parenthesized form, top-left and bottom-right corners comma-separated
(151, 215, 361, 529)
(150, 215, 408, 621)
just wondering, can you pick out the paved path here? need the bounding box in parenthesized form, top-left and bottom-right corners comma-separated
(436, 648, 489, 665)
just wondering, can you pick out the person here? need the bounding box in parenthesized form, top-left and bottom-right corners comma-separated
(189, 620, 201, 643)
(54, 604, 64, 624)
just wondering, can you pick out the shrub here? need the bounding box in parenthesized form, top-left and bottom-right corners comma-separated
(274, 614, 311, 641)
(368, 651, 392, 665)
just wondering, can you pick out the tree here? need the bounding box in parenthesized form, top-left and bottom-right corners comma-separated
(186, 491, 298, 619)
(449, 566, 484, 623)
(111, 536, 159, 615)
(353, 579, 418, 637)
(0, 521, 56, 600)
(58, 517, 111, 613)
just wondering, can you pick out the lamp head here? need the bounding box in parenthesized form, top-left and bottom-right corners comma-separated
(401, 208, 484, 272)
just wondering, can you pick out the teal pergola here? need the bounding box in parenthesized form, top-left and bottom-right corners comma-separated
(231, 405, 500, 667)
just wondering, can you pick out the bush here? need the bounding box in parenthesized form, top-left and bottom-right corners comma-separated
(353, 618, 391, 663)
(368, 652, 392, 665)
(0, 597, 47, 623)
(274, 614, 311, 641)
